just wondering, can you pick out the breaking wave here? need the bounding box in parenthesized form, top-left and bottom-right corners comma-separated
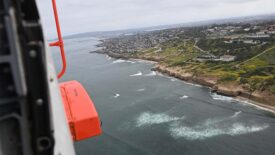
(232, 111, 242, 118)
(169, 122, 269, 140)
(136, 112, 185, 127)
(211, 92, 275, 113)
(113, 93, 120, 98)
(180, 95, 189, 99)
(112, 59, 136, 64)
(182, 81, 203, 87)
(170, 78, 178, 82)
(137, 88, 145, 92)
(130, 71, 143, 77)
(106, 55, 112, 60)
(145, 71, 157, 76)
(211, 92, 234, 102)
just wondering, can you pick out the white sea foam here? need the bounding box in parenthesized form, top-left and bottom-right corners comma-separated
(114, 93, 120, 98)
(169, 122, 269, 140)
(203, 112, 241, 127)
(170, 78, 178, 82)
(145, 71, 157, 76)
(106, 55, 112, 60)
(237, 99, 275, 113)
(112, 59, 136, 64)
(211, 92, 234, 102)
(210, 92, 275, 113)
(130, 71, 143, 77)
(169, 112, 268, 140)
(112, 59, 125, 64)
(232, 111, 242, 118)
(137, 88, 145, 92)
(136, 112, 184, 127)
(180, 95, 189, 99)
(182, 81, 203, 87)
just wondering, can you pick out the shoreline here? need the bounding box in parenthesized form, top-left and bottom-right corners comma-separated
(94, 50, 275, 114)
(152, 63, 275, 114)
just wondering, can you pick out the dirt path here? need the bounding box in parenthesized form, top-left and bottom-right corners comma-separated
(237, 46, 275, 66)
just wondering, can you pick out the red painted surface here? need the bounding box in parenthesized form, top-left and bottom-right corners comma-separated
(49, 0, 67, 79)
(59, 81, 102, 141)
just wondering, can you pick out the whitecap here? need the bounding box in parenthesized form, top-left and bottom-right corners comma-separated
(130, 71, 143, 77)
(180, 95, 189, 99)
(169, 122, 269, 140)
(136, 112, 184, 127)
(113, 93, 120, 98)
(232, 111, 242, 118)
(137, 88, 145, 92)
(145, 71, 157, 76)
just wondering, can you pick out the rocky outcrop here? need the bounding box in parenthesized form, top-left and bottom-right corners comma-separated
(152, 64, 216, 87)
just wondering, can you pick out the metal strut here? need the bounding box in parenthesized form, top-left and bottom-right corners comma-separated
(49, 0, 67, 79)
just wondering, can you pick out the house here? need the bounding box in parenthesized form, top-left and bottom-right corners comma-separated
(224, 40, 233, 44)
(267, 25, 275, 31)
(218, 55, 236, 62)
(243, 40, 260, 44)
(245, 34, 270, 38)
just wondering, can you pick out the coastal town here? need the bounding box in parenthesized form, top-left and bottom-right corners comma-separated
(98, 21, 275, 61)
(96, 20, 275, 108)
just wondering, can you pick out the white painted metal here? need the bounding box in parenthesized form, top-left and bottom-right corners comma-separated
(45, 44, 76, 155)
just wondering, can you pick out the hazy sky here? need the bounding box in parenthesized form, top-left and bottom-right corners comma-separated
(37, 0, 275, 39)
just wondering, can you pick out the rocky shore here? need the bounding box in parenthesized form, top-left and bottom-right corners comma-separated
(152, 63, 275, 112)
(95, 50, 275, 113)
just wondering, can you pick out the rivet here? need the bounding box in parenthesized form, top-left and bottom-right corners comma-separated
(50, 77, 54, 82)
(29, 50, 37, 58)
(36, 99, 43, 106)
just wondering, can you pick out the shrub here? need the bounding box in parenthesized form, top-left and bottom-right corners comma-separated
(240, 77, 248, 84)
(219, 73, 238, 82)
(270, 84, 275, 93)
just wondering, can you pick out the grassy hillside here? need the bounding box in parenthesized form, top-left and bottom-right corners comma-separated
(136, 38, 275, 93)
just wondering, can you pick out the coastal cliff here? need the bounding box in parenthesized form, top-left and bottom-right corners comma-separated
(152, 63, 275, 109)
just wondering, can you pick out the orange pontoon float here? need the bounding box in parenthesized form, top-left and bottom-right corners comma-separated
(60, 81, 102, 141)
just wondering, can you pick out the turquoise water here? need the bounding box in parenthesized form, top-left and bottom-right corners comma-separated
(52, 37, 275, 155)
